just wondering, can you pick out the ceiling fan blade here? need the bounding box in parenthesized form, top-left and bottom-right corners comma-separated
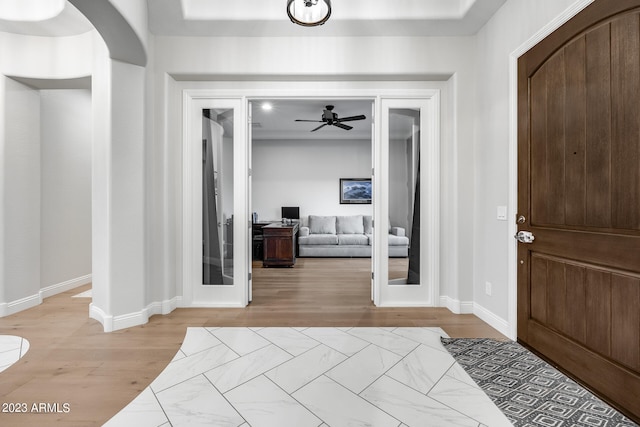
(336, 115, 366, 122)
(333, 122, 353, 130)
(295, 119, 323, 122)
(311, 123, 328, 132)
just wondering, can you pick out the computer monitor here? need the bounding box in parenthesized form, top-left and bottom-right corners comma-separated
(281, 206, 300, 220)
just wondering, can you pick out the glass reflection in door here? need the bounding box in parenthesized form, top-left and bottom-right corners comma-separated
(388, 108, 420, 285)
(202, 109, 234, 285)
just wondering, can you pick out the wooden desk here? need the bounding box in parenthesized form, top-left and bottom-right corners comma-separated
(252, 222, 273, 260)
(262, 222, 299, 267)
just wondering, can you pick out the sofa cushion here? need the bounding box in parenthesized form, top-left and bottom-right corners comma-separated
(365, 234, 409, 247)
(298, 234, 339, 245)
(338, 234, 369, 245)
(336, 215, 364, 234)
(309, 215, 336, 234)
(363, 216, 373, 234)
(389, 234, 410, 246)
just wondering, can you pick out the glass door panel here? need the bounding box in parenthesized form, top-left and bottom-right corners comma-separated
(184, 96, 248, 308)
(202, 109, 234, 286)
(388, 108, 420, 286)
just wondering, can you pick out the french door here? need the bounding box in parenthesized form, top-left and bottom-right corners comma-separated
(374, 97, 439, 306)
(182, 91, 439, 310)
(183, 97, 249, 307)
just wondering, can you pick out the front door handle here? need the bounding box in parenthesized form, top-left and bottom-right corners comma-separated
(515, 230, 535, 244)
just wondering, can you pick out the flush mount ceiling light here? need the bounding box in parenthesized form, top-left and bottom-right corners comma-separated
(287, 0, 331, 27)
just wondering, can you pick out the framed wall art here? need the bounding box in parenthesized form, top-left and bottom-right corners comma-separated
(340, 178, 372, 204)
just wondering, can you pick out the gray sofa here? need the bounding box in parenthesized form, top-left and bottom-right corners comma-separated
(298, 215, 409, 257)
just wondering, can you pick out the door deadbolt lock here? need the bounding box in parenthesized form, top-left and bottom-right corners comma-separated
(515, 230, 535, 243)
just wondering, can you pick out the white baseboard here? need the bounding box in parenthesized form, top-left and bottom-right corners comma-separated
(473, 302, 512, 339)
(0, 274, 92, 318)
(89, 303, 113, 332)
(112, 310, 148, 332)
(0, 293, 42, 317)
(145, 297, 179, 317)
(91, 296, 181, 333)
(40, 274, 92, 299)
(440, 296, 474, 314)
(439, 296, 512, 339)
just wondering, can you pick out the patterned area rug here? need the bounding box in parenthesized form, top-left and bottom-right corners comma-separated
(441, 338, 638, 427)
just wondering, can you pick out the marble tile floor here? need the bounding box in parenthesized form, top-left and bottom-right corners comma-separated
(104, 327, 513, 427)
(0, 335, 29, 374)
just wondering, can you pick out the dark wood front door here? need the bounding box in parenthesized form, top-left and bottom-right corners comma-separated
(518, 0, 640, 421)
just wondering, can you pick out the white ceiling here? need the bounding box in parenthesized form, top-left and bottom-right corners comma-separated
(150, 0, 507, 37)
(0, 0, 506, 38)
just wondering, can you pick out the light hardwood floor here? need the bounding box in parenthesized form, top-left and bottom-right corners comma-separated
(0, 258, 505, 426)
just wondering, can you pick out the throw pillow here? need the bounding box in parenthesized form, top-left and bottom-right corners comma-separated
(309, 215, 337, 234)
(363, 216, 373, 234)
(336, 215, 364, 234)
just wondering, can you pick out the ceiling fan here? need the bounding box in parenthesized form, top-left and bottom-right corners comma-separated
(295, 105, 366, 132)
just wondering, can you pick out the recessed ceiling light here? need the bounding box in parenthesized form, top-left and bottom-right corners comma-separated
(262, 103, 273, 111)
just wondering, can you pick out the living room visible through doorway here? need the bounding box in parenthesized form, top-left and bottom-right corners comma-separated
(249, 99, 375, 304)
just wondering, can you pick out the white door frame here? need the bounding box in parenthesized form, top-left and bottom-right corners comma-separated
(247, 101, 254, 303)
(181, 86, 440, 309)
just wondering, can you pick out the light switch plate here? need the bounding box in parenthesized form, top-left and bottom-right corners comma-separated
(497, 206, 507, 221)
(485, 281, 492, 296)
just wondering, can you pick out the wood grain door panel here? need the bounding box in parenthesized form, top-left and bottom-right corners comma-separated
(529, 253, 640, 370)
(518, 0, 640, 421)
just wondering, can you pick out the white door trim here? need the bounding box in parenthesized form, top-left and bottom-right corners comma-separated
(180, 84, 441, 309)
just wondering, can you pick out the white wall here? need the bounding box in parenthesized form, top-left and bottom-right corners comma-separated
(252, 139, 373, 220)
(473, 0, 593, 332)
(1, 78, 41, 306)
(0, 31, 93, 79)
(0, 30, 95, 316)
(104, 59, 146, 325)
(40, 89, 92, 291)
(0, 83, 92, 312)
(155, 35, 473, 309)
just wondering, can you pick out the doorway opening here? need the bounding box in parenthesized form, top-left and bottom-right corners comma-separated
(2, 77, 93, 314)
(183, 86, 439, 310)
(249, 98, 375, 305)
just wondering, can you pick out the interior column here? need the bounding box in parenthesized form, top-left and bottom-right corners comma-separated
(90, 56, 146, 332)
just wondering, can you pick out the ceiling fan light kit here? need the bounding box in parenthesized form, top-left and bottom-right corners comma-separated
(287, 0, 332, 27)
(295, 105, 366, 132)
